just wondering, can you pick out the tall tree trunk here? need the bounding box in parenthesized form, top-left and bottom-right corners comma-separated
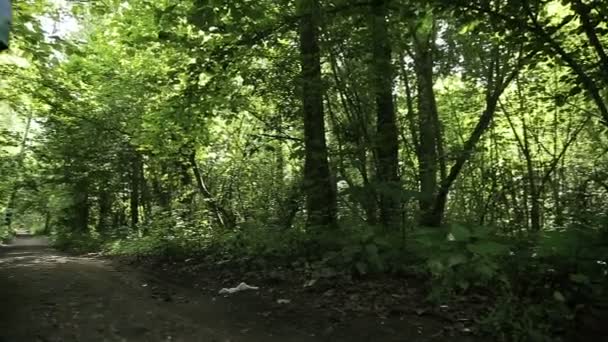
(412, 26, 440, 226)
(43, 211, 51, 235)
(553, 165, 565, 227)
(297, 0, 337, 228)
(97, 185, 112, 234)
(130, 151, 141, 229)
(140, 158, 152, 227)
(521, 118, 541, 232)
(73, 177, 89, 231)
(370, 0, 400, 229)
(398, 51, 420, 154)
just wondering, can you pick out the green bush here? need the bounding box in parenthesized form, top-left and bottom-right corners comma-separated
(482, 294, 571, 342)
(400, 224, 608, 341)
(104, 210, 210, 258)
(52, 229, 103, 254)
(408, 225, 512, 299)
(0, 225, 12, 243)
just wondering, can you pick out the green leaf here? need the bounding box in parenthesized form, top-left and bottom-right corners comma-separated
(467, 241, 509, 256)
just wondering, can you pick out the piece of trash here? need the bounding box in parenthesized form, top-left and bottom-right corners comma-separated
(219, 282, 259, 295)
(303, 279, 317, 288)
(276, 299, 291, 304)
(141, 283, 148, 287)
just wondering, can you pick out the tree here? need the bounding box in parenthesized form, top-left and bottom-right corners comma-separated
(369, 0, 401, 229)
(410, 10, 442, 226)
(297, 0, 337, 228)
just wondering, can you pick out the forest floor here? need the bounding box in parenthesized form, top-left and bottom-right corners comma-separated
(0, 235, 481, 342)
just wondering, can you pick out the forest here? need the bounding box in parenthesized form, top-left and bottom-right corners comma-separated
(1, 0, 608, 340)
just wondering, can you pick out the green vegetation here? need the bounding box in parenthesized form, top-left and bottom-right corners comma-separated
(1, 0, 608, 340)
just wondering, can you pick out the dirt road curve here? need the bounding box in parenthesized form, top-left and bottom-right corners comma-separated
(0, 235, 317, 342)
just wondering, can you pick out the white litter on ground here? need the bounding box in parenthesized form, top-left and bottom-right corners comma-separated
(218, 282, 259, 295)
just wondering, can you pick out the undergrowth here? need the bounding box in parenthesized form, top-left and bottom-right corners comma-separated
(0, 226, 11, 243)
(51, 218, 608, 341)
(51, 230, 103, 254)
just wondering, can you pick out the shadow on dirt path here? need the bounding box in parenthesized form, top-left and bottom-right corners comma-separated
(0, 235, 476, 342)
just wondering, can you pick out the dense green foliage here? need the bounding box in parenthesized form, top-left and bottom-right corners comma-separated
(2, 0, 608, 340)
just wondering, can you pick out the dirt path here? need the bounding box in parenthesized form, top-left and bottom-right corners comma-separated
(0, 236, 473, 342)
(0, 235, 300, 342)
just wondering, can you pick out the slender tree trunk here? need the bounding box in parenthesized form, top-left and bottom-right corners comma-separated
(277, 179, 304, 229)
(140, 159, 152, 227)
(370, 0, 400, 229)
(426, 44, 537, 227)
(97, 186, 112, 234)
(398, 51, 420, 153)
(429, 93, 501, 227)
(130, 152, 141, 229)
(326, 86, 378, 225)
(554, 165, 565, 227)
(297, 0, 337, 228)
(412, 28, 440, 226)
(189, 152, 235, 229)
(328, 54, 377, 224)
(361, 153, 379, 225)
(521, 118, 541, 232)
(152, 163, 172, 211)
(43, 211, 51, 235)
